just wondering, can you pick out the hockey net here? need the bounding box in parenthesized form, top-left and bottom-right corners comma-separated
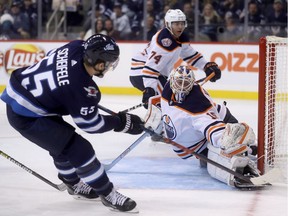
(258, 36, 288, 183)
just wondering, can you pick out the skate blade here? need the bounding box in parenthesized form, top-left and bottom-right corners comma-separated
(109, 206, 139, 214)
(72, 195, 101, 202)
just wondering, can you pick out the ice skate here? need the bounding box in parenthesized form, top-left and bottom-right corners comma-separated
(66, 181, 100, 201)
(100, 188, 138, 213)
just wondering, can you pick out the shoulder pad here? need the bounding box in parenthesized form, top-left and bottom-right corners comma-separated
(156, 29, 191, 51)
(156, 28, 180, 51)
(163, 84, 212, 113)
(162, 82, 173, 100)
(181, 85, 212, 113)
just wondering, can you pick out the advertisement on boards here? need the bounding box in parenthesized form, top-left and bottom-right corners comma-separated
(0, 41, 259, 98)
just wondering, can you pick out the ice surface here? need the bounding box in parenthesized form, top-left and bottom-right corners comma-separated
(0, 95, 287, 216)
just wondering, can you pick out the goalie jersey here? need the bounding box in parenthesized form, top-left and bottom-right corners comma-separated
(130, 28, 208, 90)
(161, 82, 228, 159)
(1, 40, 119, 134)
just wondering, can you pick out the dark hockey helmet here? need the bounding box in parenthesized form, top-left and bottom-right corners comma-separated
(83, 33, 120, 67)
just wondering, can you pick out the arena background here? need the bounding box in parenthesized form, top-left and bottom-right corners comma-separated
(0, 41, 259, 100)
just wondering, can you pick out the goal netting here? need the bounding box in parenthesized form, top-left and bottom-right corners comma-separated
(258, 36, 288, 183)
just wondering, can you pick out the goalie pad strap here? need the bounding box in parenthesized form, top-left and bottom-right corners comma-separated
(220, 145, 249, 158)
(238, 123, 249, 144)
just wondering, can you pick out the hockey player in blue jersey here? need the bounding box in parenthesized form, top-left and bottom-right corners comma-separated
(160, 65, 259, 188)
(129, 9, 222, 109)
(1, 34, 143, 212)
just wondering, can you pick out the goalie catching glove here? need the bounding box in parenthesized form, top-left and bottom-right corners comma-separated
(204, 62, 221, 82)
(220, 123, 256, 157)
(114, 112, 144, 135)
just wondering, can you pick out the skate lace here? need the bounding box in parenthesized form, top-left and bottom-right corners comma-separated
(105, 189, 127, 206)
(73, 181, 92, 195)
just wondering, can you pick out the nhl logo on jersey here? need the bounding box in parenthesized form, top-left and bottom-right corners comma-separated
(161, 38, 172, 47)
(84, 86, 98, 97)
(163, 114, 177, 139)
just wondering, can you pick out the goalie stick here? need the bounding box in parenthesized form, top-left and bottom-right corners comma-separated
(0, 150, 67, 191)
(141, 127, 275, 187)
(97, 104, 273, 187)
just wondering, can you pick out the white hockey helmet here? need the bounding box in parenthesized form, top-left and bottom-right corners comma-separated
(164, 9, 187, 30)
(170, 65, 195, 103)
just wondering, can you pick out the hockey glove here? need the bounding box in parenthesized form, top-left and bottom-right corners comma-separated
(204, 62, 221, 82)
(114, 112, 144, 135)
(142, 87, 156, 109)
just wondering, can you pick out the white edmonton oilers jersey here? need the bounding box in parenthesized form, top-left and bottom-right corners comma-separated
(161, 82, 227, 159)
(130, 28, 208, 90)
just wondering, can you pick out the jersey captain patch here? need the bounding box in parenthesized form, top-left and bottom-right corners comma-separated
(163, 114, 177, 140)
(161, 38, 172, 47)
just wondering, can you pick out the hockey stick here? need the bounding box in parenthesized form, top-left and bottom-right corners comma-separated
(138, 73, 216, 109)
(196, 72, 215, 86)
(103, 132, 150, 171)
(0, 150, 67, 191)
(101, 104, 149, 170)
(140, 127, 274, 186)
(124, 73, 216, 111)
(121, 103, 144, 113)
(97, 104, 271, 186)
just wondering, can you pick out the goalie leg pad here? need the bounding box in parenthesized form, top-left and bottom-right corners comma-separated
(207, 144, 252, 187)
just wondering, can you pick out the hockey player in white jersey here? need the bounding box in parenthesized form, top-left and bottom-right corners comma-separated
(129, 9, 221, 109)
(160, 65, 259, 188)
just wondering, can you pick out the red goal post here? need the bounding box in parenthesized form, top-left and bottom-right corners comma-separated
(258, 36, 287, 182)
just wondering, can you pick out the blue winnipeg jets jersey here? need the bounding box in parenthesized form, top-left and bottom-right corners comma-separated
(161, 82, 227, 159)
(1, 40, 118, 133)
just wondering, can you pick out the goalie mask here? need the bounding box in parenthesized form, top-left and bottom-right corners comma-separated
(170, 65, 195, 103)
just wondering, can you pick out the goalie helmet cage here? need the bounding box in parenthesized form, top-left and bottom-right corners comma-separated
(258, 36, 288, 183)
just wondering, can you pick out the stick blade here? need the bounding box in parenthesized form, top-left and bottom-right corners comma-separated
(57, 183, 67, 191)
(250, 168, 282, 185)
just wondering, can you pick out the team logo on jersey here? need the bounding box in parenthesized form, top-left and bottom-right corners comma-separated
(84, 86, 98, 97)
(162, 114, 177, 139)
(161, 38, 172, 47)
